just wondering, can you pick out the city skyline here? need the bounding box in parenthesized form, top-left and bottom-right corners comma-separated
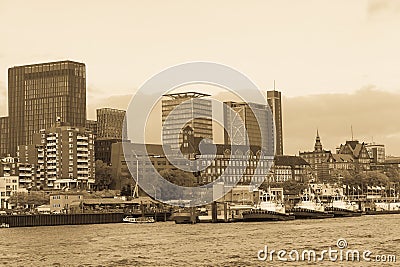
(1, 1, 400, 156)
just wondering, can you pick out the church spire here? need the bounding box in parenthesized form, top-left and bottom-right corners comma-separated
(314, 129, 322, 151)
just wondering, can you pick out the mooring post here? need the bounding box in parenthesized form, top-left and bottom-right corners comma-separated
(212, 201, 217, 223)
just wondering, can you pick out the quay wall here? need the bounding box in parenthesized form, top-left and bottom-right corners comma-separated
(0, 213, 125, 228)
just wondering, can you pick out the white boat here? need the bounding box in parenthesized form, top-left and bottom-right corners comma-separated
(325, 194, 361, 217)
(242, 190, 295, 221)
(123, 216, 155, 223)
(288, 190, 334, 219)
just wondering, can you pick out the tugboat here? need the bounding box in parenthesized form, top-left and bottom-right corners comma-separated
(288, 190, 334, 219)
(325, 194, 362, 217)
(242, 190, 295, 221)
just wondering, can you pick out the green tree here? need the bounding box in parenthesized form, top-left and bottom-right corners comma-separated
(95, 160, 113, 190)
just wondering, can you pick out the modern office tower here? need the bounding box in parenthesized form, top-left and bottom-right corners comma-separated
(0, 117, 9, 157)
(86, 119, 98, 137)
(223, 101, 271, 148)
(95, 108, 126, 164)
(7, 60, 87, 156)
(162, 92, 213, 153)
(96, 108, 126, 140)
(266, 90, 283, 155)
(30, 119, 95, 190)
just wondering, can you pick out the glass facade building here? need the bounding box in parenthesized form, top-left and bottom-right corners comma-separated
(223, 101, 271, 148)
(7, 60, 86, 156)
(162, 92, 213, 152)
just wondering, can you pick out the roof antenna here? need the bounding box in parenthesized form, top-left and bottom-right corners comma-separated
(351, 125, 354, 141)
(274, 80, 276, 90)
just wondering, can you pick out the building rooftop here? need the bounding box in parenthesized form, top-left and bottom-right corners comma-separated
(163, 92, 210, 99)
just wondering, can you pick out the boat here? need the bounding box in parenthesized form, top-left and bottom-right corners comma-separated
(122, 216, 155, 223)
(365, 201, 400, 215)
(172, 209, 198, 224)
(242, 190, 295, 221)
(325, 194, 362, 217)
(0, 223, 10, 228)
(288, 190, 334, 219)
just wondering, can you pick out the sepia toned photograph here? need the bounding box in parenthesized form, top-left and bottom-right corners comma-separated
(0, 1, 399, 266)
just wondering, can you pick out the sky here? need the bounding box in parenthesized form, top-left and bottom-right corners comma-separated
(0, 0, 399, 155)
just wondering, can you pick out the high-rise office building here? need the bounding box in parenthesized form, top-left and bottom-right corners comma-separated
(96, 108, 126, 140)
(0, 117, 9, 157)
(95, 108, 127, 164)
(162, 92, 213, 153)
(223, 101, 271, 148)
(8, 60, 87, 156)
(266, 90, 283, 155)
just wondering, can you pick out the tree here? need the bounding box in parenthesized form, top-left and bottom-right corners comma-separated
(159, 169, 197, 187)
(95, 160, 113, 190)
(8, 192, 49, 207)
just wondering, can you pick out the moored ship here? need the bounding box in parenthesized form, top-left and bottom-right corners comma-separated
(325, 194, 362, 217)
(288, 190, 334, 219)
(242, 190, 295, 221)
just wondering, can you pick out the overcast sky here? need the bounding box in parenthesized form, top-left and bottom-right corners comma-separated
(0, 0, 399, 155)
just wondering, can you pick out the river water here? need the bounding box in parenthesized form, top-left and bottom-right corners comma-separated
(1, 215, 399, 266)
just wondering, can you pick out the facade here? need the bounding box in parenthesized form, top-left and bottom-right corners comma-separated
(327, 153, 355, 171)
(299, 131, 331, 181)
(223, 101, 272, 148)
(0, 176, 19, 209)
(7, 60, 86, 156)
(95, 139, 120, 165)
(269, 155, 313, 182)
(0, 116, 9, 157)
(25, 119, 95, 190)
(337, 140, 371, 171)
(95, 108, 126, 164)
(0, 156, 35, 189)
(162, 92, 213, 153)
(86, 120, 98, 137)
(365, 143, 385, 164)
(266, 90, 283, 155)
(96, 108, 126, 140)
(111, 142, 271, 190)
(50, 192, 83, 213)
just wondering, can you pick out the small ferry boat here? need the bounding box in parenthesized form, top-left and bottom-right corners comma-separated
(122, 216, 155, 223)
(242, 190, 295, 221)
(288, 190, 334, 219)
(325, 194, 362, 217)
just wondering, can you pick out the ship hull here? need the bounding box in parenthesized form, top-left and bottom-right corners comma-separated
(242, 210, 295, 221)
(325, 207, 362, 217)
(288, 208, 334, 219)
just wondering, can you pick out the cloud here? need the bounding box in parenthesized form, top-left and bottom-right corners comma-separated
(283, 88, 400, 156)
(367, 0, 400, 18)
